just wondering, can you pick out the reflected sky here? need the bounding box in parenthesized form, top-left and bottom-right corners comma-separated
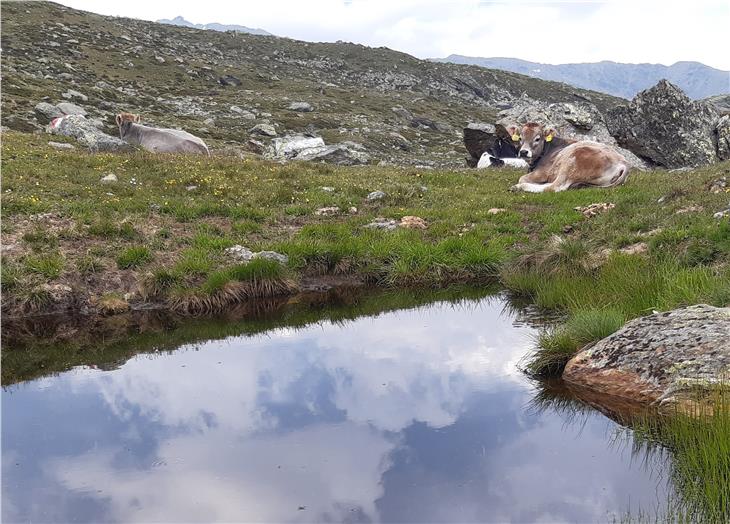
(2, 295, 668, 523)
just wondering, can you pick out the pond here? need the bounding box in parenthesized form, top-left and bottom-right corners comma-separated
(2, 289, 670, 523)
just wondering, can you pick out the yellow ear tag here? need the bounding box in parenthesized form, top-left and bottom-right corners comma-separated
(546, 134, 553, 142)
(511, 133, 520, 141)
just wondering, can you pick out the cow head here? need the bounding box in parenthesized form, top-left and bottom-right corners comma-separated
(491, 123, 522, 158)
(517, 123, 557, 160)
(116, 112, 140, 138)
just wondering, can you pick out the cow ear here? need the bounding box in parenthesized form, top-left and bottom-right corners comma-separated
(116, 114, 122, 126)
(544, 128, 557, 142)
(506, 124, 521, 142)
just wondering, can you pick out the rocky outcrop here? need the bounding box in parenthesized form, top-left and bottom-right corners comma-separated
(268, 135, 369, 165)
(496, 98, 650, 170)
(563, 305, 730, 408)
(48, 115, 132, 153)
(606, 80, 720, 168)
(716, 115, 730, 161)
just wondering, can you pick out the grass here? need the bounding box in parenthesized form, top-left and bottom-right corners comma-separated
(116, 246, 153, 269)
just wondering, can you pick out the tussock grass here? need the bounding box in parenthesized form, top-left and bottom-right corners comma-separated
(116, 246, 153, 269)
(24, 252, 64, 279)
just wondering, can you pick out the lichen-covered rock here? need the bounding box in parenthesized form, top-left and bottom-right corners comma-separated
(563, 305, 730, 407)
(716, 115, 730, 161)
(605, 80, 720, 168)
(34, 102, 64, 124)
(294, 143, 370, 166)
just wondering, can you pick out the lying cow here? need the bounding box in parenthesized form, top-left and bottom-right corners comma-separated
(510, 123, 629, 192)
(116, 113, 209, 155)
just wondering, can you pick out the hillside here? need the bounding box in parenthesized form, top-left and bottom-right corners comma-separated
(1, 1, 623, 168)
(157, 16, 272, 36)
(437, 56, 730, 100)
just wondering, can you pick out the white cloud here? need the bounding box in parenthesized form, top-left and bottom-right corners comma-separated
(55, 0, 730, 69)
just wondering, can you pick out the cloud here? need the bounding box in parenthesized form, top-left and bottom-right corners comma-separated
(55, 0, 730, 69)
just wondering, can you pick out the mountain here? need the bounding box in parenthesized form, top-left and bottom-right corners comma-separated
(157, 15, 272, 36)
(3, 2, 625, 168)
(435, 56, 730, 100)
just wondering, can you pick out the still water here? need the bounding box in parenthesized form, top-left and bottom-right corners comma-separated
(2, 291, 668, 523)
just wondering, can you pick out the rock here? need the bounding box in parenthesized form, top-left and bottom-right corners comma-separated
(605, 80, 720, 168)
(62, 89, 88, 102)
(230, 106, 254, 119)
(225, 245, 255, 262)
(716, 115, 730, 161)
(252, 250, 288, 265)
(203, 117, 215, 127)
(48, 141, 75, 150)
(315, 206, 340, 216)
(675, 205, 703, 214)
(563, 305, 730, 407)
(399, 216, 427, 229)
(230, 105, 244, 113)
(320, 186, 335, 192)
(619, 242, 648, 255)
(348, 207, 358, 214)
(34, 102, 64, 124)
(574, 202, 615, 218)
(155, 55, 166, 64)
(219, 75, 241, 87)
(100, 173, 118, 183)
(270, 136, 325, 159)
(295, 144, 370, 166)
(714, 208, 730, 219)
(364, 218, 398, 231)
(487, 208, 506, 215)
(49, 115, 131, 153)
(250, 123, 277, 137)
(703, 94, 730, 115)
(561, 103, 594, 130)
(707, 176, 728, 194)
(288, 101, 313, 112)
(389, 132, 411, 151)
(366, 190, 386, 201)
(56, 101, 87, 116)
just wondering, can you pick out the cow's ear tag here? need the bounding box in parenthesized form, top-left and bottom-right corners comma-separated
(511, 133, 520, 141)
(545, 134, 553, 142)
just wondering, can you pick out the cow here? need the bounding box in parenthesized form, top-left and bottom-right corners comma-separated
(115, 113, 210, 155)
(510, 123, 629, 192)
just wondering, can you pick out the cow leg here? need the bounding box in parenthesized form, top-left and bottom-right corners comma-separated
(512, 176, 573, 193)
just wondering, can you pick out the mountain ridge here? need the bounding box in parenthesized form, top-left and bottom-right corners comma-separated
(434, 55, 730, 100)
(157, 15, 272, 36)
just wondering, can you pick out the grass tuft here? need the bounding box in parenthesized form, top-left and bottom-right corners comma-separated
(116, 246, 153, 269)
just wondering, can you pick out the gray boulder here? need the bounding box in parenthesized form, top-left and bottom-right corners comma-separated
(269, 136, 325, 159)
(48, 115, 132, 153)
(252, 250, 289, 265)
(716, 115, 730, 161)
(288, 101, 313, 112)
(56, 102, 87, 116)
(563, 304, 730, 408)
(605, 80, 720, 168)
(34, 102, 65, 124)
(62, 89, 88, 102)
(294, 144, 370, 166)
(250, 123, 277, 137)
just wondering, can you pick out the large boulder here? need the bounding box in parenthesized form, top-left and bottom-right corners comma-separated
(269, 136, 325, 159)
(268, 136, 369, 165)
(34, 102, 65, 124)
(48, 115, 132, 153)
(495, 97, 650, 170)
(563, 305, 730, 408)
(605, 80, 720, 168)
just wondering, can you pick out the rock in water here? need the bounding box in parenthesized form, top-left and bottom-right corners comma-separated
(563, 305, 730, 407)
(48, 115, 132, 152)
(606, 80, 720, 168)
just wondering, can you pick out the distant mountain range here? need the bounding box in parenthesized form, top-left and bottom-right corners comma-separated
(434, 56, 729, 100)
(157, 16, 272, 36)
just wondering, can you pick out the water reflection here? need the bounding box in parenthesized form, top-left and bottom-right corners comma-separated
(2, 293, 668, 523)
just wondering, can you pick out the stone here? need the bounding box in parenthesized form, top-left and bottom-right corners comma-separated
(219, 75, 241, 87)
(366, 190, 386, 201)
(605, 80, 720, 168)
(389, 132, 411, 151)
(315, 206, 340, 216)
(714, 208, 730, 219)
(563, 305, 730, 407)
(56, 101, 87, 116)
(62, 89, 88, 102)
(716, 115, 730, 161)
(288, 101, 313, 112)
(225, 245, 255, 262)
(320, 186, 335, 192)
(48, 115, 131, 153)
(707, 176, 727, 194)
(252, 250, 288, 265)
(48, 141, 75, 150)
(399, 216, 427, 229)
(270, 136, 325, 159)
(294, 144, 370, 166)
(155, 55, 165, 63)
(487, 208, 506, 215)
(574, 202, 615, 218)
(34, 102, 64, 124)
(100, 173, 118, 183)
(250, 123, 277, 137)
(618, 242, 648, 255)
(364, 218, 398, 231)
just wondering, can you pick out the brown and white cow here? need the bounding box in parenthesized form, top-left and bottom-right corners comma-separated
(116, 113, 210, 155)
(510, 123, 629, 192)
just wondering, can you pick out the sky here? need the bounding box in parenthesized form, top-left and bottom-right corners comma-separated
(55, 0, 730, 71)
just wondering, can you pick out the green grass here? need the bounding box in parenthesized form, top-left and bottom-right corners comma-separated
(24, 252, 64, 279)
(116, 246, 153, 269)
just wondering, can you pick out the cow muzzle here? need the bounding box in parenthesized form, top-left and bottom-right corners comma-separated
(519, 149, 531, 158)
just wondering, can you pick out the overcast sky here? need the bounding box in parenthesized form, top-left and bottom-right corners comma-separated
(56, 0, 730, 70)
